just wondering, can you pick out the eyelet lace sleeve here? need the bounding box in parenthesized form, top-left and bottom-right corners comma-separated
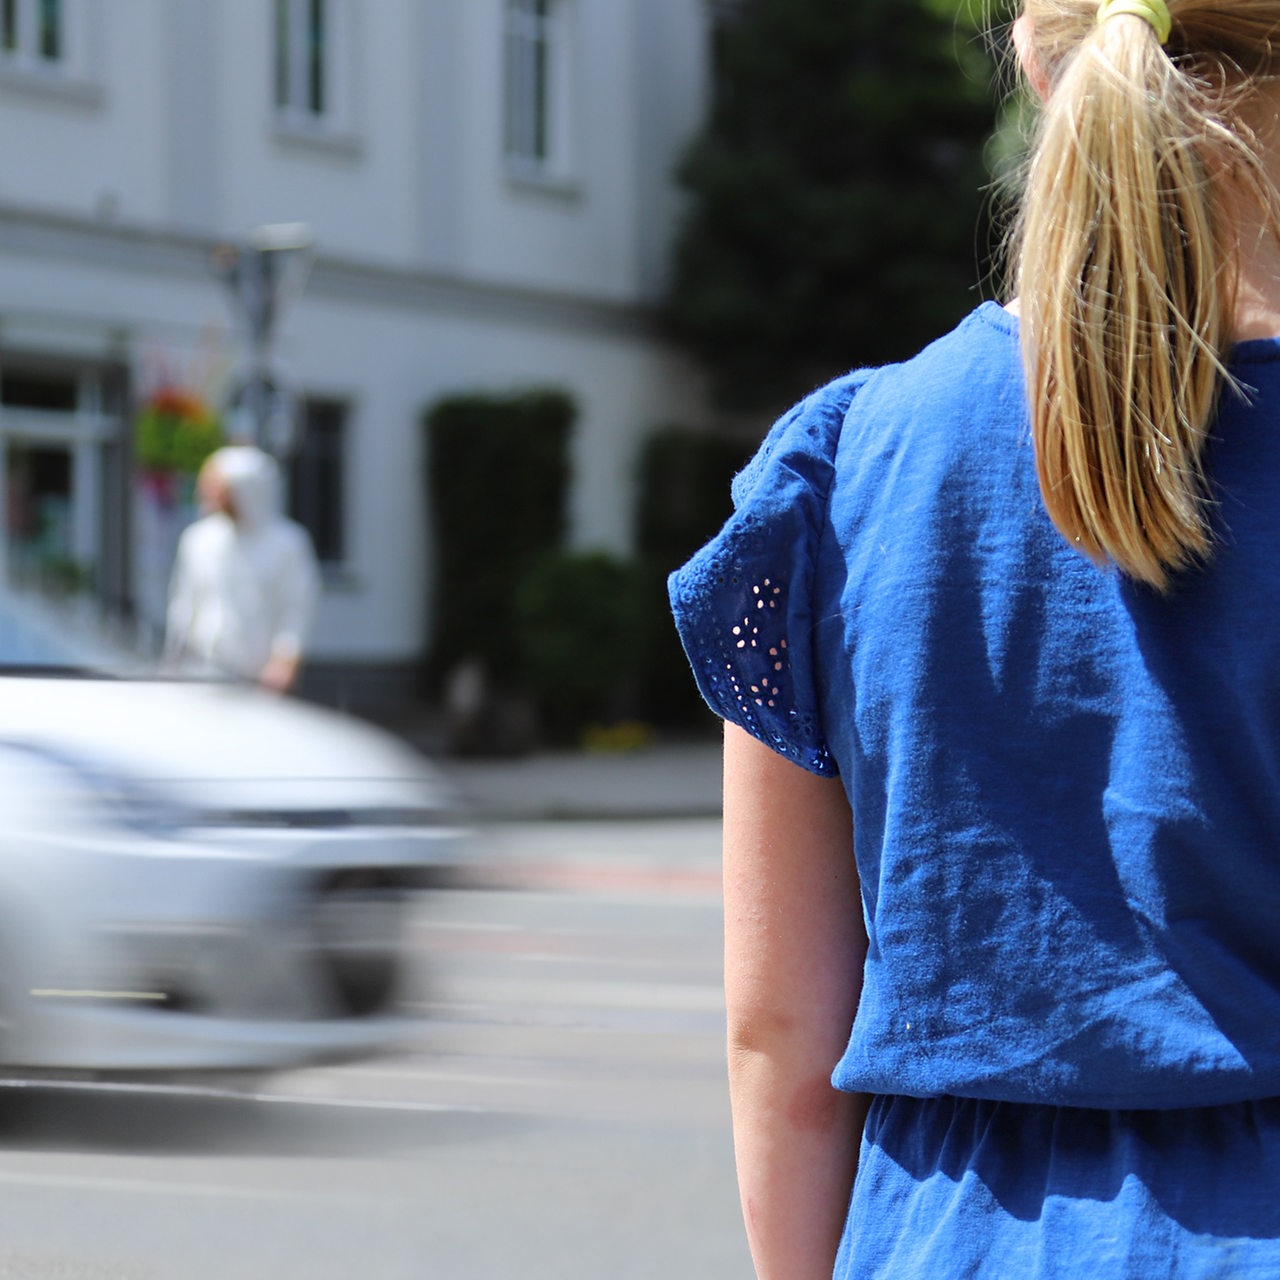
(667, 373, 865, 776)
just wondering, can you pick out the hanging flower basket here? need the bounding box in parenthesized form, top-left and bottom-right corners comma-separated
(134, 387, 224, 477)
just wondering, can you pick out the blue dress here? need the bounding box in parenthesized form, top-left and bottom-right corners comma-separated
(669, 303, 1280, 1276)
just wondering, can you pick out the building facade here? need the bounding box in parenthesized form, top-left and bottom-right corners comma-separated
(0, 0, 713, 713)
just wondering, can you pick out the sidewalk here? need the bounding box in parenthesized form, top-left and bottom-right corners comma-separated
(430, 740, 724, 823)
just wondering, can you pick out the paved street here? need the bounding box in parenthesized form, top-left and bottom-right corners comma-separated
(268, 819, 730, 1124)
(0, 817, 750, 1280)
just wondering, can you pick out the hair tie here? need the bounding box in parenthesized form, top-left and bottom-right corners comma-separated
(1096, 0, 1172, 45)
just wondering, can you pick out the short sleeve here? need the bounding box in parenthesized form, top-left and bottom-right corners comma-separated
(667, 373, 865, 776)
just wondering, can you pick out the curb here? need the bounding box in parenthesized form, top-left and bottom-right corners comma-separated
(426, 859, 722, 896)
(431, 743, 724, 826)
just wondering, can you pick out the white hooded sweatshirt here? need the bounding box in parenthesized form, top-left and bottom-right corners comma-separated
(165, 446, 320, 682)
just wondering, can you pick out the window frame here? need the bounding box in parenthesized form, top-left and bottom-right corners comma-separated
(286, 396, 348, 571)
(272, 0, 357, 143)
(0, 0, 94, 89)
(1, 0, 62, 67)
(503, 0, 575, 184)
(0, 355, 121, 608)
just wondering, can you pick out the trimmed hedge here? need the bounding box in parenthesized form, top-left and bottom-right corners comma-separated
(515, 549, 646, 744)
(424, 399, 754, 746)
(425, 389, 575, 685)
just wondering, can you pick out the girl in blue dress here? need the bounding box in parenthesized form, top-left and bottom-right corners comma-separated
(670, 2, 1280, 1276)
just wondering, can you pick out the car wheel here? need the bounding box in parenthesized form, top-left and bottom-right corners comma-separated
(311, 870, 404, 1017)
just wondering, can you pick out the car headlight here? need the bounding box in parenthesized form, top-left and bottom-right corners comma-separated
(0, 740, 194, 837)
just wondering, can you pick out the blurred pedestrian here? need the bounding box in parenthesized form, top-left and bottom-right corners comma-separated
(165, 445, 319, 694)
(671, 2, 1280, 1276)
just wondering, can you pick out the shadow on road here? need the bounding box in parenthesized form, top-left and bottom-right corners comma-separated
(0, 1080, 535, 1158)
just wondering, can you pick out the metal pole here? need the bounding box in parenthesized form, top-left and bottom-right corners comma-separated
(211, 224, 313, 457)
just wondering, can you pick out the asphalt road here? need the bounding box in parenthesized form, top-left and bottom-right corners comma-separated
(0, 818, 751, 1280)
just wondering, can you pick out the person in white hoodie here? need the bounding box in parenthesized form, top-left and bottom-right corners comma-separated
(165, 445, 320, 693)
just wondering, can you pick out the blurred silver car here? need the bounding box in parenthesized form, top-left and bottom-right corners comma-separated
(0, 592, 462, 1073)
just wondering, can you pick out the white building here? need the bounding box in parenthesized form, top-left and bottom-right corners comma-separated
(0, 0, 713, 714)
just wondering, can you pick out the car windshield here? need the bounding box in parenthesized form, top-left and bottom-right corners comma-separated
(0, 590, 134, 675)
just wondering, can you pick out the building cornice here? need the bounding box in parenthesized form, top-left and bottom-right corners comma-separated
(0, 203, 662, 341)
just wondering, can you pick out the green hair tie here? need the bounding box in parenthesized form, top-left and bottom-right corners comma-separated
(1096, 0, 1173, 46)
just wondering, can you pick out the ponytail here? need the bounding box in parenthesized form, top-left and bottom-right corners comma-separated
(1013, 1, 1280, 590)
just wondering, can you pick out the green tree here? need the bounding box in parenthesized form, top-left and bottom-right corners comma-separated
(668, 0, 1000, 412)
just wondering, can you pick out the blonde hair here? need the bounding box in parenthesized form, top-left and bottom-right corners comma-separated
(1013, 1, 1280, 589)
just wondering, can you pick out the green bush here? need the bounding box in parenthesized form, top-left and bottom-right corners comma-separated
(515, 549, 646, 744)
(425, 389, 575, 686)
(634, 426, 755, 729)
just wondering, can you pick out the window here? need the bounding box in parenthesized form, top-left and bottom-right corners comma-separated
(275, 0, 330, 121)
(1, 0, 64, 68)
(0, 0, 96, 101)
(287, 398, 346, 566)
(0, 359, 120, 607)
(1, 370, 76, 412)
(504, 0, 572, 179)
(273, 0, 356, 143)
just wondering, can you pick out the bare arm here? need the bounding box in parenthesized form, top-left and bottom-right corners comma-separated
(722, 721, 869, 1280)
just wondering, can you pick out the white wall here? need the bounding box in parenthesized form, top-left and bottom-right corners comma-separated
(211, 0, 421, 264)
(0, 0, 715, 673)
(283, 281, 706, 661)
(448, 0, 648, 301)
(0, 1, 168, 225)
(632, 0, 713, 299)
(0, 0, 710, 299)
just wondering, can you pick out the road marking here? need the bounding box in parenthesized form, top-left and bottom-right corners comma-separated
(0, 1074, 496, 1116)
(0, 1164, 383, 1204)
(425, 977, 725, 1012)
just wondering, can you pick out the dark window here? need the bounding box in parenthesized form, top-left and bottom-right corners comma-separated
(274, 0, 289, 109)
(37, 0, 59, 60)
(505, 0, 557, 167)
(288, 399, 346, 564)
(307, 0, 325, 114)
(0, 0, 63, 63)
(1, 370, 77, 412)
(276, 0, 328, 118)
